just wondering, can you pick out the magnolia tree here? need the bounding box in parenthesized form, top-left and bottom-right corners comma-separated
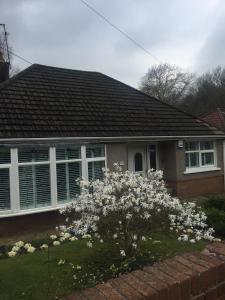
(60, 164, 215, 258)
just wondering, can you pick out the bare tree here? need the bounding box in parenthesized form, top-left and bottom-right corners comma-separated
(139, 63, 194, 105)
(181, 66, 225, 115)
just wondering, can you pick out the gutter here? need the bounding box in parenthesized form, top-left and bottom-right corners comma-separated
(0, 135, 225, 145)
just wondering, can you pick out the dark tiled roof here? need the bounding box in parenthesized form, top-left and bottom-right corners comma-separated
(0, 64, 223, 139)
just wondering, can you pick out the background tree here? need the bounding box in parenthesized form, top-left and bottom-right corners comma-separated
(181, 66, 225, 116)
(139, 63, 194, 106)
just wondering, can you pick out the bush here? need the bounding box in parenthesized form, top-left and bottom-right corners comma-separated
(203, 195, 225, 238)
(60, 164, 215, 260)
(203, 195, 225, 211)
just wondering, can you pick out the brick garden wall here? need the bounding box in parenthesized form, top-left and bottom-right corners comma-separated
(62, 243, 225, 300)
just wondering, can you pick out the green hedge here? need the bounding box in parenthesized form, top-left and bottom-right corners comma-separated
(203, 195, 225, 238)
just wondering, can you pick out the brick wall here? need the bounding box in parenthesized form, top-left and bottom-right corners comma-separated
(168, 175, 224, 198)
(62, 243, 225, 300)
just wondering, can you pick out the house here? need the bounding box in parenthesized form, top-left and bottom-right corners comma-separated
(200, 108, 225, 131)
(0, 58, 224, 234)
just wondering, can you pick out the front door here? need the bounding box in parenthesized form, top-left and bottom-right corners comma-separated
(128, 146, 146, 174)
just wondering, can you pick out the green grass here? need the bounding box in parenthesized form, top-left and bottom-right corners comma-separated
(0, 231, 206, 300)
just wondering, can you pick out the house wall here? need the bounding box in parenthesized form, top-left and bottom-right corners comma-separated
(169, 140, 224, 197)
(106, 143, 128, 171)
(106, 140, 225, 198)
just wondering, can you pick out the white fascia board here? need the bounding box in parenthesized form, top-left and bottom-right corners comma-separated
(0, 135, 224, 144)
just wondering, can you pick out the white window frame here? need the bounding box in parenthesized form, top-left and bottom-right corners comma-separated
(184, 141, 220, 174)
(0, 143, 106, 217)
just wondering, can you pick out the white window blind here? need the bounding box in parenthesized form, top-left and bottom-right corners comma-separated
(18, 147, 51, 210)
(56, 146, 81, 203)
(0, 147, 11, 211)
(88, 160, 105, 181)
(86, 144, 105, 181)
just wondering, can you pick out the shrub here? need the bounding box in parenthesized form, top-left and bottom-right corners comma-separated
(60, 164, 215, 259)
(203, 195, 225, 211)
(203, 195, 225, 238)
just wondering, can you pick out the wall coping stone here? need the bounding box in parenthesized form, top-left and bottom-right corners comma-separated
(61, 242, 225, 300)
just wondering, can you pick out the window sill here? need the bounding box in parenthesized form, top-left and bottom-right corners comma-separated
(184, 167, 221, 174)
(0, 203, 71, 218)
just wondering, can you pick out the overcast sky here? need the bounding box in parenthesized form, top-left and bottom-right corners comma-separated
(1, 0, 225, 87)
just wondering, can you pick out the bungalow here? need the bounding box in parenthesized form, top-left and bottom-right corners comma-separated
(0, 58, 225, 233)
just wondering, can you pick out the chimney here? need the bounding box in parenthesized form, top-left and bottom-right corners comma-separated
(0, 51, 9, 83)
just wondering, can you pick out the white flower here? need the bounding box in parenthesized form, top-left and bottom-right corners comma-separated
(40, 244, 48, 250)
(69, 236, 77, 241)
(50, 235, 57, 240)
(132, 242, 137, 249)
(12, 246, 20, 252)
(141, 236, 146, 241)
(24, 243, 32, 250)
(58, 259, 65, 265)
(76, 265, 82, 270)
(14, 241, 24, 248)
(100, 239, 103, 243)
(133, 234, 137, 241)
(8, 251, 17, 257)
(86, 241, 93, 248)
(190, 239, 196, 244)
(113, 234, 118, 239)
(27, 246, 36, 253)
(53, 241, 60, 246)
(120, 250, 126, 257)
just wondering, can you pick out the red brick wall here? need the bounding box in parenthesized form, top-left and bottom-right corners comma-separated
(62, 243, 225, 300)
(168, 175, 224, 197)
(0, 210, 64, 237)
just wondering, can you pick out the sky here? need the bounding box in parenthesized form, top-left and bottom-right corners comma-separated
(1, 0, 225, 87)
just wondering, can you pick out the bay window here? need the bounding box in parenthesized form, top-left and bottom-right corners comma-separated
(0, 143, 106, 215)
(185, 141, 216, 172)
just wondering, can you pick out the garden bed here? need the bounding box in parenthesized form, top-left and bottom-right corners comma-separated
(0, 230, 206, 300)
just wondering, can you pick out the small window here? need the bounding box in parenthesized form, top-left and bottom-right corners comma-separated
(134, 153, 143, 172)
(185, 141, 215, 170)
(88, 161, 105, 181)
(56, 146, 81, 161)
(18, 147, 49, 163)
(0, 147, 10, 164)
(86, 144, 105, 158)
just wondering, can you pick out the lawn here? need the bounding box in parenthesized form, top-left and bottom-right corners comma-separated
(0, 230, 206, 300)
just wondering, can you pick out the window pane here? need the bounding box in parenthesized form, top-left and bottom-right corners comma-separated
(56, 146, 81, 160)
(200, 141, 214, 150)
(88, 161, 105, 181)
(18, 147, 49, 163)
(57, 162, 81, 203)
(134, 152, 143, 172)
(19, 165, 51, 209)
(86, 144, 105, 158)
(185, 142, 199, 151)
(201, 152, 214, 166)
(0, 147, 10, 164)
(190, 152, 199, 167)
(0, 168, 10, 210)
